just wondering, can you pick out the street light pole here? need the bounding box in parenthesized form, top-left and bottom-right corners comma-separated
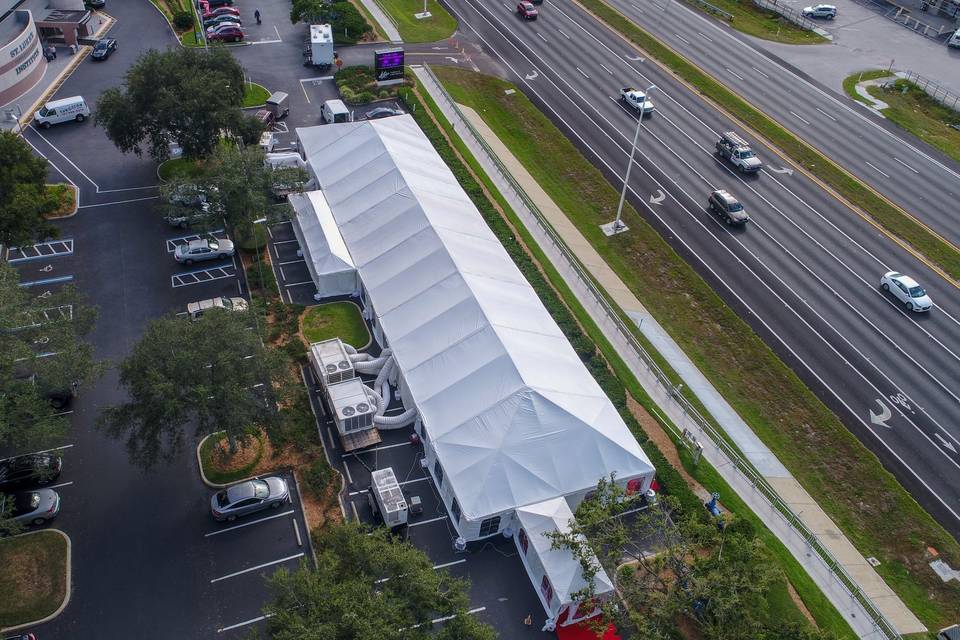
(602, 84, 656, 236)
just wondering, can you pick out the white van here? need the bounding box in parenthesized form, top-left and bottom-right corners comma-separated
(948, 29, 960, 49)
(34, 96, 90, 128)
(321, 99, 350, 124)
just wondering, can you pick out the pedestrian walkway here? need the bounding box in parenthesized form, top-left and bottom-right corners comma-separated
(412, 64, 926, 638)
(356, 0, 403, 42)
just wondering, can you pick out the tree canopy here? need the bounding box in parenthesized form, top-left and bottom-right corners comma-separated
(99, 308, 287, 467)
(290, 0, 371, 43)
(0, 132, 58, 248)
(0, 262, 100, 449)
(262, 522, 497, 640)
(95, 48, 259, 161)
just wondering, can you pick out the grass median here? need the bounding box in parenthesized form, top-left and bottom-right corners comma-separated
(678, 0, 825, 44)
(375, 0, 457, 42)
(432, 65, 960, 629)
(0, 531, 68, 627)
(580, 0, 960, 282)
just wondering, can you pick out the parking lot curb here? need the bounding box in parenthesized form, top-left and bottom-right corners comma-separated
(45, 183, 79, 219)
(0, 529, 72, 634)
(195, 432, 264, 489)
(299, 365, 349, 523)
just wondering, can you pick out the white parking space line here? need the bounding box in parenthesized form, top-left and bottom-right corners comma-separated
(165, 230, 225, 253)
(865, 161, 890, 178)
(375, 558, 466, 584)
(210, 553, 304, 583)
(725, 67, 744, 81)
(204, 510, 296, 537)
(409, 515, 447, 528)
(406, 607, 486, 630)
(19, 275, 73, 288)
(171, 264, 237, 288)
(789, 110, 811, 125)
(284, 280, 313, 288)
(348, 476, 430, 497)
(815, 107, 837, 121)
(217, 614, 273, 633)
(674, 33, 690, 44)
(48, 481, 74, 489)
(298, 76, 334, 103)
(6, 238, 74, 263)
(893, 157, 920, 174)
(277, 259, 305, 266)
(751, 66, 770, 79)
(271, 239, 299, 245)
(0, 444, 73, 462)
(78, 196, 159, 209)
(342, 441, 413, 457)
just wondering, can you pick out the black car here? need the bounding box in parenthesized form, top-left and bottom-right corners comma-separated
(0, 453, 62, 492)
(91, 38, 117, 60)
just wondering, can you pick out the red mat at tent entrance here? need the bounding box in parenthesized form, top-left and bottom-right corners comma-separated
(555, 620, 620, 640)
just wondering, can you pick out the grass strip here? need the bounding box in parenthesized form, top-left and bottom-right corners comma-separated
(841, 69, 893, 106)
(0, 531, 68, 627)
(579, 0, 960, 281)
(678, 0, 825, 44)
(374, 0, 457, 42)
(241, 82, 271, 108)
(301, 302, 370, 348)
(199, 430, 265, 485)
(432, 65, 960, 629)
(401, 79, 846, 637)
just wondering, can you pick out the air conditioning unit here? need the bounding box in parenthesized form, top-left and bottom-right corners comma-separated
(328, 378, 376, 435)
(309, 338, 355, 388)
(369, 467, 408, 528)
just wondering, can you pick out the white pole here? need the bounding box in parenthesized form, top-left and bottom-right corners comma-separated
(609, 84, 656, 234)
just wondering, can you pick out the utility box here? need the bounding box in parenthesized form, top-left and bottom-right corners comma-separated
(265, 91, 289, 119)
(308, 24, 334, 68)
(369, 467, 408, 528)
(309, 338, 355, 387)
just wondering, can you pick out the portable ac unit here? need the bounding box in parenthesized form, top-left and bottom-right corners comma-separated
(309, 338, 355, 388)
(370, 467, 408, 528)
(328, 378, 376, 435)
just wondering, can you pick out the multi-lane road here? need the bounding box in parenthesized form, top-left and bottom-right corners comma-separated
(439, 0, 960, 536)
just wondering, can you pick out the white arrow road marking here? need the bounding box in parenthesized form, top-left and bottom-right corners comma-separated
(770, 166, 794, 176)
(649, 189, 665, 205)
(627, 55, 645, 62)
(869, 398, 892, 428)
(525, 69, 539, 80)
(935, 433, 957, 453)
(445, 56, 459, 63)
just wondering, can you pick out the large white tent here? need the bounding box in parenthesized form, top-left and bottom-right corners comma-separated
(288, 191, 358, 299)
(296, 116, 655, 532)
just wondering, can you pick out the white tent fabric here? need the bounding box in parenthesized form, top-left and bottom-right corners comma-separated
(297, 116, 654, 521)
(516, 497, 614, 605)
(288, 191, 358, 298)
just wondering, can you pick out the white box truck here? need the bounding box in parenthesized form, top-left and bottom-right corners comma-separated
(368, 467, 408, 529)
(322, 99, 350, 124)
(948, 28, 960, 48)
(33, 96, 90, 129)
(307, 24, 335, 68)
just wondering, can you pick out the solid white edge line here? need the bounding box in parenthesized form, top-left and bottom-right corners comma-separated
(217, 613, 273, 633)
(205, 510, 295, 537)
(210, 552, 304, 583)
(409, 515, 447, 528)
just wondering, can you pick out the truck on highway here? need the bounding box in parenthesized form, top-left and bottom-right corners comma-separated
(620, 87, 654, 116)
(716, 131, 762, 173)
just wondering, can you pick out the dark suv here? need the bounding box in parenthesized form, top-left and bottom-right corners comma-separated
(0, 453, 63, 492)
(708, 190, 749, 225)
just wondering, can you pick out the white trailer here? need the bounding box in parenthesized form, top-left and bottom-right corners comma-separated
(307, 24, 335, 68)
(368, 467, 408, 529)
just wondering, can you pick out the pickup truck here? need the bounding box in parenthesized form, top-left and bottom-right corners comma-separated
(716, 131, 762, 173)
(620, 87, 654, 115)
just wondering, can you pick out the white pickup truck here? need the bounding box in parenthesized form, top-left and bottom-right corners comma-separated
(620, 87, 654, 115)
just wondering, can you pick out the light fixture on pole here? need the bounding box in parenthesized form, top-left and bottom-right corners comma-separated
(601, 84, 656, 237)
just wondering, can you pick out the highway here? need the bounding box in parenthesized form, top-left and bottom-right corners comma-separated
(604, 0, 960, 250)
(438, 0, 960, 536)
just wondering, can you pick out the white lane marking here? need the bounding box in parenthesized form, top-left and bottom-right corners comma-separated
(536, 31, 548, 42)
(78, 196, 159, 209)
(28, 127, 100, 189)
(599, 62, 614, 75)
(217, 614, 273, 633)
(205, 510, 295, 537)
(674, 33, 690, 44)
(751, 65, 770, 79)
(575, 66, 589, 79)
(725, 67, 744, 81)
(284, 281, 314, 287)
(210, 553, 304, 583)
(18, 137, 77, 191)
(893, 157, 920, 174)
(558, 28, 571, 39)
(409, 515, 448, 527)
(271, 239, 299, 245)
(789, 110, 811, 125)
(0, 443, 73, 462)
(277, 259, 306, 266)
(697, 31, 713, 41)
(47, 481, 73, 489)
(865, 161, 890, 178)
(446, 0, 960, 518)
(815, 107, 837, 121)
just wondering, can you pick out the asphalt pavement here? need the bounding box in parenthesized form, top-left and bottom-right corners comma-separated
(437, 0, 960, 537)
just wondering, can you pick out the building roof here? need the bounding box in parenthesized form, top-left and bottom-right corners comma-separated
(297, 116, 654, 521)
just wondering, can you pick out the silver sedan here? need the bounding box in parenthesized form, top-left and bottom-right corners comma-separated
(210, 477, 289, 522)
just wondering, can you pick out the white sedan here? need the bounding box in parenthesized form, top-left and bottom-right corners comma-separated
(880, 271, 932, 312)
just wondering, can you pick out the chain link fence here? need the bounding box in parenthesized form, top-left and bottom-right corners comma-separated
(414, 64, 903, 640)
(897, 70, 960, 111)
(751, 0, 821, 30)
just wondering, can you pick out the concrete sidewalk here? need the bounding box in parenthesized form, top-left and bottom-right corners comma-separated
(412, 64, 925, 638)
(356, 0, 403, 42)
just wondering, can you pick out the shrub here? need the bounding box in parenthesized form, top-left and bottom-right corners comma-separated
(302, 457, 335, 498)
(173, 11, 194, 29)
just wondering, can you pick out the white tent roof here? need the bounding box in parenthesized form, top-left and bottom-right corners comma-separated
(517, 497, 614, 604)
(297, 117, 654, 521)
(289, 191, 356, 296)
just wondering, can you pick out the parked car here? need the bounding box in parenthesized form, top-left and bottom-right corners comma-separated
(203, 5, 240, 19)
(364, 107, 404, 120)
(204, 14, 242, 28)
(2, 489, 60, 526)
(90, 37, 117, 60)
(517, 1, 538, 19)
(708, 190, 749, 225)
(4, 632, 37, 640)
(206, 24, 244, 42)
(187, 296, 249, 319)
(880, 271, 932, 312)
(802, 4, 836, 18)
(174, 238, 235, 265)
(0, 453, 62, 492)
(210, 477, 290, 522)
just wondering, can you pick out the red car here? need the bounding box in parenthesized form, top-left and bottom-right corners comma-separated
(517, 1, 538, 19)
(203, 6, 240, 19)
(206, 24, 244, 42)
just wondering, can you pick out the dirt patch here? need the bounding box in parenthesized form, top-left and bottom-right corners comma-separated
(296, 470, 344, 531)
(786, 580, 818, 628)
(207, 433, 263, 473)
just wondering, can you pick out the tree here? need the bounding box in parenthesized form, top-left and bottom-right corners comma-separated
(262, 522, 497, 640)
(0, 132, 58, 248)
(95, 48, 255, 161)
(290, 0, 371, 43)
(99, 308, 287, 467)
(549, 477, 831, 640)
(0, 262, 100, 450)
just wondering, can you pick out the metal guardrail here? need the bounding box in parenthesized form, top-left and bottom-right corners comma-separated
(897, 70, 960, 111)
(751, 0, 821, 31)
(416, 64, 903, 640)
(684, 0, 734, 20)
